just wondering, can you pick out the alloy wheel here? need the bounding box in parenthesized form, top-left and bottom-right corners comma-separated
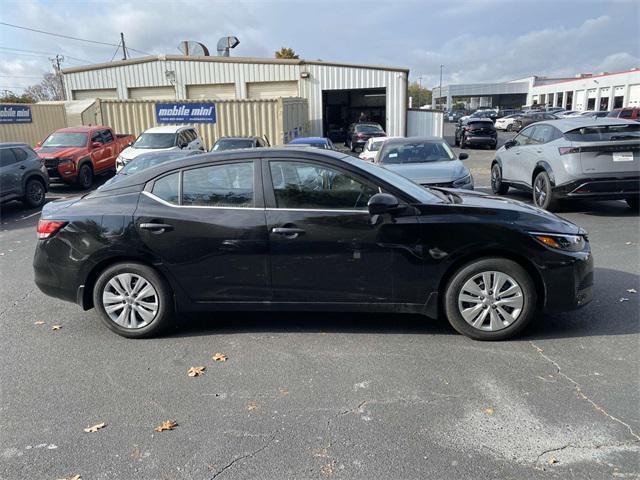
(491, 165, 500, 190)
(102, 273, 159, 329)
(457, 271, 524, 331)
(28, 181, 44, 205)
(534, 175, 548, 206)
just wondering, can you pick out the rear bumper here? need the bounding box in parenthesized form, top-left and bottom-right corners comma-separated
(33, 242, 84, 305)
(464, 136, 497, 145)
(555, 177, 640, 200)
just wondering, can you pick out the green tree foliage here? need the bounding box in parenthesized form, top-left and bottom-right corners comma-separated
(0, 91, 35, 103)
(275, 47, 299, 59)
(407, 82, 432, 108)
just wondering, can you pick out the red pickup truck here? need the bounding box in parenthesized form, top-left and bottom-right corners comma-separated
(35, 126, 135, 189)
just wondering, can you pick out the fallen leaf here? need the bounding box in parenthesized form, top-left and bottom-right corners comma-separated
(83, 422, 106, 433)
(34, 321, 45, 325)
(548, 457, 559, 465)
(187, 366, 206, 377)
(57, 476, 81, 480)
(483, 407, 494, 415)
(279, 387, 289, 396)
(627, 288, 637, 294)
(625, 241, 632, 245)
(320, 462, 335, 477)
(619, 297, 629, 302)
(154, 420, 178, 432)
(212, 352, 227, 362)
(51, 325, 62, 330)
(246, 400, 258, 411)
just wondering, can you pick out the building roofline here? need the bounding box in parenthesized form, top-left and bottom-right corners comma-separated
(531, 68, 640, 87)
(61, 54, 410, 75)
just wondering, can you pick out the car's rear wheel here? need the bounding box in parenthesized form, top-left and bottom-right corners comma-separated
(444, 258, 537, 341)
(77, 163, 93, 190)
(93, 262, 174, 338)
(626, 197, 639, 211)
(491, 163, 509, 195)
(454, 135, 460, 147)
(532, 171, 558, 211)
(460, 136, 467, 149)
(23, 178, 46, 208)
(506, 124, 513, 132)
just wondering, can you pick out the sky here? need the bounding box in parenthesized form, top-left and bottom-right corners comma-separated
(0, 0, 638, 93)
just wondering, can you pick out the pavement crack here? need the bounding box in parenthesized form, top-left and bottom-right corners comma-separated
(535, 441, 640, 464)
(209, 431, 277, 479)
(530, 341, 640, 442)
(339, 400, 367, 415)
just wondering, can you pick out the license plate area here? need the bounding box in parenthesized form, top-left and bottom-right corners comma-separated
(613, 152, 634, 162)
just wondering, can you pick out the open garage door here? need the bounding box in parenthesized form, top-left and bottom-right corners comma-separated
(72, 88, 117, 100)
(322, 88, 386, 142)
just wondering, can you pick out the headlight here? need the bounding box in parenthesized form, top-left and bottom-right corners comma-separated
(453, 174, 472, 187)
(531, 233, 586, 252)
(59, 157, 73, 165)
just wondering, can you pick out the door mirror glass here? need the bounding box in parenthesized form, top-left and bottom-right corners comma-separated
(179, 142, 188, 149)
(504, 140, 516, 149)
(367, 193, 399, 215)
(458, 153, 469, 160)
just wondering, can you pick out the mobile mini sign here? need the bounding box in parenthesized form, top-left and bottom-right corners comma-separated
(0, 105, 32, 124)
(155, 102, 216, 124)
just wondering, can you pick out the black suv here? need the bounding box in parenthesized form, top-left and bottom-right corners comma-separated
(345, 123, 386, 152)
(455, 119, 498, 149)
(0, 143, 49, 208)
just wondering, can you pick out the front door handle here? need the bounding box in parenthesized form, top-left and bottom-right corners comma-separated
(271, 227, 305, 238)
(140, 222, 174, 234)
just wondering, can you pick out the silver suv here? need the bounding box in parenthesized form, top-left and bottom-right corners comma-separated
(491, 118, 639, 211)
(0, 143, 49, 208)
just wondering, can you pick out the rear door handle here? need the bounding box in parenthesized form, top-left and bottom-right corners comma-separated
(271, 227, 305, 238)
(140, 222, 174, 233)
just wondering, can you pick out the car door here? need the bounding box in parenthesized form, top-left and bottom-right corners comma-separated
(503, 126, 537, 184)
(262, 158, 399, 303)
(89, 130, 109, 173)
(99, 129, 116, 170)
(134, 159, 270, 302)
(0, 147, 21, 199)
(511, 125, 541, 185)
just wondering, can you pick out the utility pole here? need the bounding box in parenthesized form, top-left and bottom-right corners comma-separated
(120, 32, 128, 60)
(50, 54, 66, 100)
(439, 64, 444, 110)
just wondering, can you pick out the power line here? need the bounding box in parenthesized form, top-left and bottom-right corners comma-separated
(0, 47, 90, 64)
(0, 74, 46, 78)
(110, 41, 122, 62)
(0, 22, 153, 56)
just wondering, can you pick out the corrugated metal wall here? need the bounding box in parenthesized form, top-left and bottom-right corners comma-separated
(0, 103, 68, 146)
(406, 110, 444, 138)
(278, 98, 309, 144)
(64, 58, 408, 137)
(96, 97, 308, 149)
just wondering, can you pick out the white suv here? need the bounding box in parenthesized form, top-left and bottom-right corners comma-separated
(491, 118, 639, 211)
(116, 126, 204, 171)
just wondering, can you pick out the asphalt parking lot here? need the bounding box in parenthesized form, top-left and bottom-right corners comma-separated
(1, 133, 639, 479)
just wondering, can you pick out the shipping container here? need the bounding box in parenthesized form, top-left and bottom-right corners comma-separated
(0, 103, 68, 146)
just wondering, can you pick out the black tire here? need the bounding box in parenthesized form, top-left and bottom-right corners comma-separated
(626, 197, 639, 211)
(93, 262, 174, 338)
(444, 258, 537, 341)
(23, 178, 46, 208)
(506, 124, 513, 132)
(460, 136, 467, 149)
(491, 163, 509, 195)
(77, 163, 93, 190)
(532, 170, 558, 211)
(350, 139, 356, 152)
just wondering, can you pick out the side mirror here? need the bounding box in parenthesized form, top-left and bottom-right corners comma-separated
(179, 142, 188, 149)
(368, 193, 399, 215)
(35, 141, 42, 148)
(504, 140, 516, 149)
(458, 153, 469, 160)
(127, 141, 133, 147)
(91, 141, 102, 149)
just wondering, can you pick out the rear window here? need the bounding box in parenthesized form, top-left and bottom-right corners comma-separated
(355, 124, 384, 133)
(564, 123, 640, 142)
(468, 121, 495, 129)
(212, 139, 255, 151)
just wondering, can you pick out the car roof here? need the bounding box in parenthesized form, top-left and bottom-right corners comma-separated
(99, 148, 351, 191)
(143, 125, 191, 134)
(215, 136, 259, 141)
(289, 137, 328, 144)
(0, 142, 29, 148)
(464, 118, 494, 123)
(532, 117, 638, 132)
(131, 150, 202, 160)
(54, 125, 110, 133)
(382, 136, 445, 145)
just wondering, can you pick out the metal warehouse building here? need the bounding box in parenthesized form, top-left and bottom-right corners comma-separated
(62, 55, 409, 137)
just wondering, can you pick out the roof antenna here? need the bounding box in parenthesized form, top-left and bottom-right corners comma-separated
(217, 36, 240, 57)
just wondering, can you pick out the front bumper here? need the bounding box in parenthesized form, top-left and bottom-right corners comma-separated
(554, 177, 640, 200)
(43, 159, 77, 182)
(541, 248, 594, 313)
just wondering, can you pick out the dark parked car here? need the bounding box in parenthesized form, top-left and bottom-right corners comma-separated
(211, 136, 269, 151)
(512, 112, 558, 132)
(607, 108, 640, 121)
(455, 119, 498, 149)
(469, 109, 498, 122)
(345, 123, 386, 152)
(35, 148, 593, 341)
(0, 142, 49, 208)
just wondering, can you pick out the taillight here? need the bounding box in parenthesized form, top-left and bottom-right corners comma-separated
(356, 133, 366, 139)
(37, 220, 67, 239)
(558, 147, 580, 155)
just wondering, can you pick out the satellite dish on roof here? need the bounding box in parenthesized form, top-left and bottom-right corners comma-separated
(178, 41, 210, 56)
(217, 36, 240, 57)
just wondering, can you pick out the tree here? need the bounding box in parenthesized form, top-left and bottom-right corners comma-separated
(24, 73, 64, 102)
(0, 91, 36, 103)
(275, 47, 299, 59)
(407, 82, 432, 108)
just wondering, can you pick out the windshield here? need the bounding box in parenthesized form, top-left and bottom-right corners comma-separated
(342, 157, 441, 204)
(120, 152, 188, 175)
(379, 140, 455, 165)
(355, 124, 384, 133)
(41, 132, 87, 148)
(133, 133, 177, 149)
(212, 139, 255, 150)
(564, 123, 640, 142)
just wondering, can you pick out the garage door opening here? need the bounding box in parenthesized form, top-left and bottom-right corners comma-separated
(322, 88, 386, 141)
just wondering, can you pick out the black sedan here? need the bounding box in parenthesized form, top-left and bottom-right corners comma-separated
(34, 149, 593, 341)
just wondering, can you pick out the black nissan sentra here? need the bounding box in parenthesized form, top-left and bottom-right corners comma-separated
(34, 148, 593, 341)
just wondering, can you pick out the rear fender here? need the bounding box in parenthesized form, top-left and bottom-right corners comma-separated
(533, 161, 555, 186)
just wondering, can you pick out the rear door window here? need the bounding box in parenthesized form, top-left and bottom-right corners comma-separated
(182, 162, 254, 207)
(91, 131, 104, 144)
(101, 129, 114, 143)
(152, 172, 180, 205)
(11, 147, 28, 162)
(0, 148, 18, 167)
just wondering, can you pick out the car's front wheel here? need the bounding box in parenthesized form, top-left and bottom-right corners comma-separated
(23, 178, 46, 208)
(491, 163, 509, 194)
(532, 170, 558, 211)
(506, 124, 513, 132)
(93, 262, 174, 338)
(77, 163, 93, 190)
(444, 258, 537, 341)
